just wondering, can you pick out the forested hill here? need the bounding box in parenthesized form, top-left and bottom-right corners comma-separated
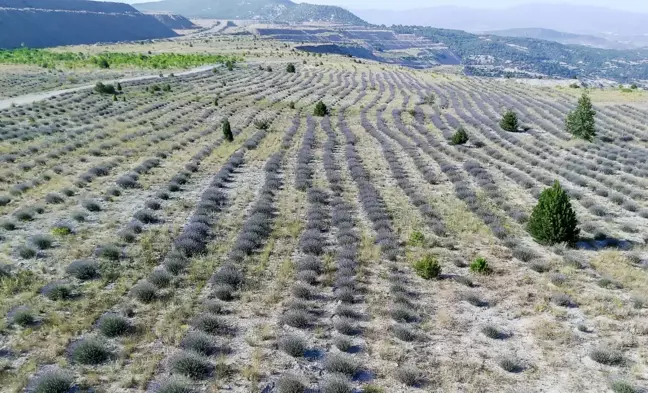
(135, 0, 367, 25)
(0, 0, 177, 49)
(393, 26, 648, 81)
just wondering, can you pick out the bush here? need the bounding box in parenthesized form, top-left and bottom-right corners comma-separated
(314, 101, 329, 117)
(98, 314, 132, 337)
(395, 366, 424, 387)
(82, 199, 101, 212)
(566, 93, 596, 141)
(222, 119, 233, 142)
(590, 348, 623, 365)
(42, 282, 72, 300)
(18, 245, 37, 259)
(0, 219, 16, 230)
(155, 377, 195, 393)
(170, 351, 213, 380)
(71, 337, 111, 365)
(279, 335, 306, 357)
(286, 63, 296, 73)
(66, 260, 99, 280)
(481, 325, 506, 339)
(469, 257, 490, 274)
(413, 255, 441, 279)
(134, 209, 158, 224)
(277, 373, 306, 393)
(528, 181, 579, 245)
(31, 234, 54, 250)
(181, 331, 218, 356)
(408, 230, 425, 246)
(451, 127, 469, 145)
(321, 374, 352, 393)
(0, 195, 10, 206)
(45, 193, 65, 204)
(98, 244, 120, 261)
(281, 310, 310, 329)
(393, 324, 417, 342)
(611, 381, 638, 393)
(323, 354, 360, 376)
(253, 118, 271, 130)
(193, 314, 231, 335)
(499, 357, 523, 373)
(149, 269, 172, 288)
(500, 109, 519, 132)
(52, 222, 73, 236)
(32, 369, 73, 393)
(132, 281, 157, 303)
(11, 307, 35, 327)
(95, 82, 116, 95)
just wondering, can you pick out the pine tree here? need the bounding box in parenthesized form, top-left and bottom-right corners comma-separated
(117, 82, 122, 91)
(451, 127, 469, 145)
(527, 181, 580, 245)
(286, 63, 296, 73)
(500, 109, 519, 132)
(566, 93, 596, 141)
(314, 101, 328, 117)
(222, 119, 233, 142)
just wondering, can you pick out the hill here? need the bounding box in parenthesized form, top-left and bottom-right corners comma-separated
(0, 0, 177, 49)
(135, 0, 367, 25)
(392, 25, 648, 81)
(485, 28, 633, 50)
(148, 13, 199, 30)
(355, 4, 648, 37)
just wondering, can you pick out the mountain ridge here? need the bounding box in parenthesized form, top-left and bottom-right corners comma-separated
(135, 0, 367, 24)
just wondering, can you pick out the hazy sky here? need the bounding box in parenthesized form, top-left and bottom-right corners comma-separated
(119, 0, 648, 13)
(311, 0, 648, 12)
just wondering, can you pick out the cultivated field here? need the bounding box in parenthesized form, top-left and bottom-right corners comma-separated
(0, 36, 647, 393)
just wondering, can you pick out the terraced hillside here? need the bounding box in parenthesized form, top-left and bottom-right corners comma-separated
(0, 45, 647, 393)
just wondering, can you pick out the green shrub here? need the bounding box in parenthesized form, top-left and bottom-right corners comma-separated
(566, 93, 596, 141)
(500, 109, 519, 132)
(11, 307, 35, 327)
(289, 101, 295, 109)
(527, 181, 579, 245)
(450, 127, 469, 145)
(314, 101, 329, 117)
(98, 314, 132, 337)
(156, 377, 194, 393)
(286, 63, 296, 73)
(408, 230, 424, 246)
(277, 373, 306, 393)
(469, 257, 490, 274)
(170, 351, 213, 380)
(222, 119, 233, 142)
(94, 82, 116, 95)
(611, 381, 637, 393)
(413, 255, 441, 280)
(71, 338, 111, 365)
(32, 369, 73, 393)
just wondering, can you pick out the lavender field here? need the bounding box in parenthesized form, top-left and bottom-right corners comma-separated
(0, 41, 647, 393)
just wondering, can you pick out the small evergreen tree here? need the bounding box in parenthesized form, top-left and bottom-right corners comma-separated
(117, 82, 122, 91)
(289, 101, 295, 109)
(527, 181, 580, 245)
(113, 94, 118, 102)
(451, 127, 469, 145)
(214, 98, 218, 107)
(226, 60, 234, 71)
(222, 119, 233, 142)
(314, 101, 328, 117)
(413, 255, 441, 280)
(500, 109, 519, 132)
(286, 63, 296, 73)
(566, 93, 596, 141)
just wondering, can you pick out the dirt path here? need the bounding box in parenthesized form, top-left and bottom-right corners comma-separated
(0, 64, 219, 110)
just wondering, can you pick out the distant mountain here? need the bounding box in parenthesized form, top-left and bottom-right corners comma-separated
(355, 4, 648, 37)
(0, 0, 177, 49)
(485, 28, 635, 50)
(135, 0, 367, 25)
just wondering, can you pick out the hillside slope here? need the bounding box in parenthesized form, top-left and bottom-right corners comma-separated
(135, 0, 366, 24)
(485, 28, 631, 50)
(148, 13, 199, 30)
(0, 0, 177, 49)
